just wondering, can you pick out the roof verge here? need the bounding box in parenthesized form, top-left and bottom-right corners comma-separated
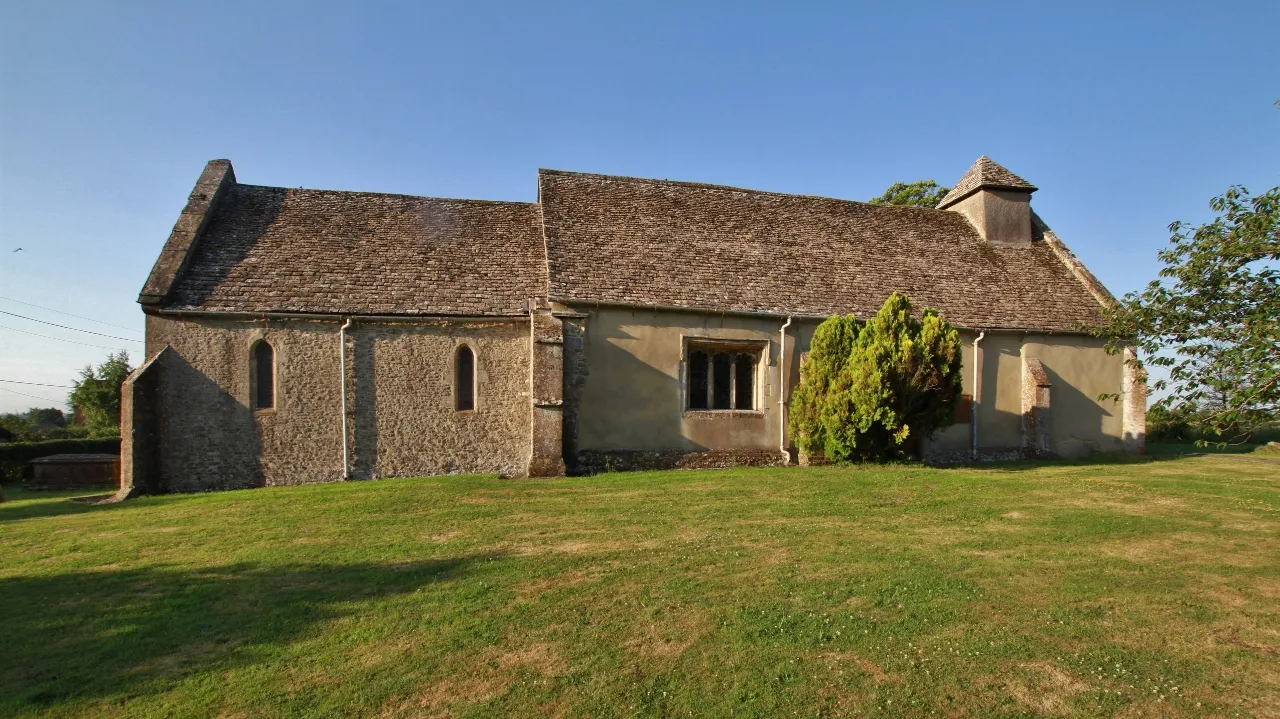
(138, 160, 236, 305)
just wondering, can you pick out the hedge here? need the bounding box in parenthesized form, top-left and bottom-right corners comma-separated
(0, 438, 120, 483)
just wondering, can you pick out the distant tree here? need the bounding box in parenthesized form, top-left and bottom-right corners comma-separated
(869, 180, 950, 209)
(68, 351, 133, 434)
(791, 293, 963, 462)
(1094, 185, 1279, 443)
(25, 408, 66, 428)
(1145, 402, 1195, 443)
(0, 413, 32, 440)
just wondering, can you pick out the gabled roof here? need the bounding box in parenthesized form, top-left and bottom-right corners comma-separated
(143, 160, 1110, 332)
(936, 156, 1037, 209)
(159, 182, 547, 316)
(539, 169, 1103, 331)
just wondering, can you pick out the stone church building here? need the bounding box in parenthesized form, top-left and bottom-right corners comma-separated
(120, 157, 1144, 493)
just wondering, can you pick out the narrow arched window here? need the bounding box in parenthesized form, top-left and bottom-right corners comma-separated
(252, 341, 275, 410)
(455, 345, 475, 411)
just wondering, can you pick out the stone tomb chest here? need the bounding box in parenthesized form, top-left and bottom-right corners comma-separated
(28, 454, 121, 490)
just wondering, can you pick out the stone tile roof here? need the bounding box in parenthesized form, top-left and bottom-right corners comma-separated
(539, 170, 1105, 331)
(164, 184, 547, 316)
(151, 160, 1109, 331)
(937, 156, 1037, 209)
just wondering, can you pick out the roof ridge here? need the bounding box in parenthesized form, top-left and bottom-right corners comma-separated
(538, 168, 953, 214)
(234, 183, 537, 207)
(936, 156, 1036, 209)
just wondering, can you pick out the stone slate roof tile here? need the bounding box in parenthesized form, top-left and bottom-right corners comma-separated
(157, 162, 1108, 332)
(937, 156, 1037, 209)
(538, 169, 1104, 331)
(165, 185, 546, 316)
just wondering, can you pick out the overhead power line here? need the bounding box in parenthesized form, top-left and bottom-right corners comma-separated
(0, 310, 143, 343)
(0, 379, 74, 388)
(0, 385, 65, 404)
(0, 323, 135, 351)
(0, 295, 142, 334)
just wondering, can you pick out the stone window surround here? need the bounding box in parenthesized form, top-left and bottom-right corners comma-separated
(680, 337, 767, 416)
(247, 333, 278, 414)
(453, 341, 479, 413)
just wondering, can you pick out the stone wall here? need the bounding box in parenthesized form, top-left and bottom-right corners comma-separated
(138, 313, 531, 492)
(561, 315, 589, 474)
(119, 347, 167, 497)
(575, 448, 784, 474)
(1121, 346, 1147, 453)
(1020, 357, 1052, 458)
(528, 307, 566, 476)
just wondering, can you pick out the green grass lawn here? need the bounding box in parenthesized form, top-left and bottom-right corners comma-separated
(2, 449, 1277, 718)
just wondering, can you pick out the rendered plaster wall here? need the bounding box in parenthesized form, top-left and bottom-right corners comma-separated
(924, 331, 1129, 460)
(143, 314, 530, 492)
(947, 189, 1034, 245)
(1021, 334, 1128, 456)
(562, 305, 817, 460)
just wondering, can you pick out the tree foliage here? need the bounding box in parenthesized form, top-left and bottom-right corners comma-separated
(789, 314, 861, 455)
(790, 293, 963, 462)
(869, 180, 950, 209)
(25, 408, 66, 428)
(68, 351, 133, 433)
(1094, 185, 1279, 443)
(0, 408, 73, 442)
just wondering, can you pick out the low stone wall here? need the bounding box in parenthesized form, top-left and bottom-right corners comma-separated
(574, 449, 785, 475)
(921, 447, 1027, 465)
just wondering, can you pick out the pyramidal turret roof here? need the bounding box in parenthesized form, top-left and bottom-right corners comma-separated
(937, 156, 1037, 209)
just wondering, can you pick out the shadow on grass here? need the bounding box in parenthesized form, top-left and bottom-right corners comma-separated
(933, 442, 1278, 473)
(0, 489, 145, 523)
(0, 554, 502, 713)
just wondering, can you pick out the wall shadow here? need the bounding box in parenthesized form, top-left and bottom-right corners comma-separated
(160, 352, 263, 491)
(352, 330, 378, 480)
(580, 320, 698, 450)
(0, 493, 148, 523)
(0, 554, 500, 713)
(938, 451, 1183, 473)
(1043, 365, 1111, 456)
(171, 186, 286, 307)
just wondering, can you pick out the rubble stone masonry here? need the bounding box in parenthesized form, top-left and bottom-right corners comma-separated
(136, 313, 532, 492)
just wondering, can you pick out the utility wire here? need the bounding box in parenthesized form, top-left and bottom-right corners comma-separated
(0, 310, 143, 342)
(0, 323, 134, 351)
(0, 379, 74, 388)
(0, 295, 142, 334)
(0, 385, 65, 404)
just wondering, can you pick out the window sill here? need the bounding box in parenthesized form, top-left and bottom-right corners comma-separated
(253, 408, 277, 416)
(683, 409, 766, 419)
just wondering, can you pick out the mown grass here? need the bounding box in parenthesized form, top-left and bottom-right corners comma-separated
(1, 449, 1277, 718)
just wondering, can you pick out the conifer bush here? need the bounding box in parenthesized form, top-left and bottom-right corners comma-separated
(790, 292, 963, 462)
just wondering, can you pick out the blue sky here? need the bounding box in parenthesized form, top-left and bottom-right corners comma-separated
(1, 0, 1277, 413)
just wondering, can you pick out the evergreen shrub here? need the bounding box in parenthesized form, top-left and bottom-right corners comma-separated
(790, 292, 963, 462)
